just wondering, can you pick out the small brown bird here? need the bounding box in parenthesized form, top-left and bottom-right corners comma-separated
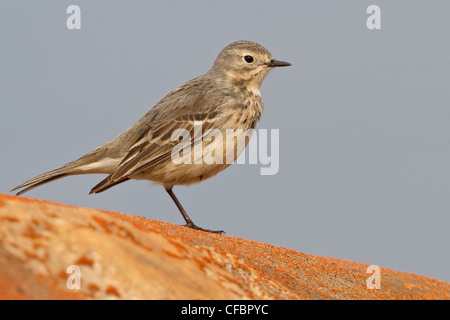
(11, 40, 291, 233)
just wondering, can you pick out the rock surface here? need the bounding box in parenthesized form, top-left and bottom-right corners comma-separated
(0, 193, 448, 300)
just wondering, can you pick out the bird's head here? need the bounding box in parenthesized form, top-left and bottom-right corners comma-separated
(208, 40, 291, 95)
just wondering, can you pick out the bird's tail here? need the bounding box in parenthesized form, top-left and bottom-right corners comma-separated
(10, 165, 79, 196)
(10, 144, 120, 196)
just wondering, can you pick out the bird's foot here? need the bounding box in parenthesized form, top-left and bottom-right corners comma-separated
(183, 222, 225, 235)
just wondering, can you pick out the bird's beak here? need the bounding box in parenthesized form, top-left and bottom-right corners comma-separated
(267, 59, 291, 67)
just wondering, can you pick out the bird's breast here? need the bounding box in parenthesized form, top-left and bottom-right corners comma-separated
(233, 93, 264, 130)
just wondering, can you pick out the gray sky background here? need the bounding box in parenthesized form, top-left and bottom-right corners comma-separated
(1, 1, 449, 283)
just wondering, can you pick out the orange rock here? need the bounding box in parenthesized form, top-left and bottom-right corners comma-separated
(0, 193, 448, 300)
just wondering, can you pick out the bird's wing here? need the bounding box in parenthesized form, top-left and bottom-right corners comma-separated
(89, 104, 224, 194)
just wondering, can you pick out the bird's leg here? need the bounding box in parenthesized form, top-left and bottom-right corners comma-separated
(165, 187, 224, 234)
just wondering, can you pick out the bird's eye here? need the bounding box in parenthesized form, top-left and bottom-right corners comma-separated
(244, 55, 254, 63)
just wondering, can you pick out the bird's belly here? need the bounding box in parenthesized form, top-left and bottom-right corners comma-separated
(132, 162, 232, 186)
(131, 129, 254, 186)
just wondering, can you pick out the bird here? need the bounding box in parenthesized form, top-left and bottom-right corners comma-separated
(11, 40, 291, 233)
